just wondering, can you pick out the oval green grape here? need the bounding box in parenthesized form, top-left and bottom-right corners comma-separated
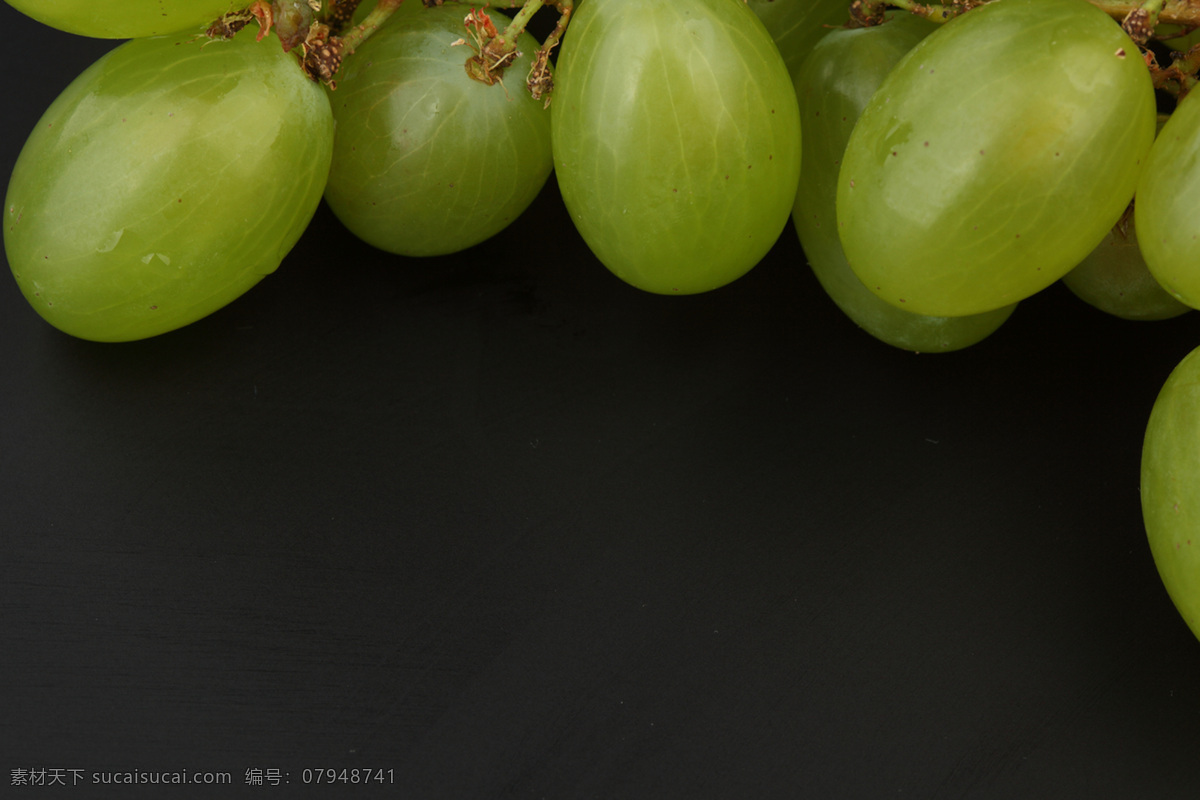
(793, 13, 1015, 352)
(746, 0, 851, 77)
(1135, 91, 1200, 310)
(837, 0, 1156, 317)
(1062, 210, 1191, 321)
(1142, 344, 1200, 643)
(6, 0, 235, 38)
(552, 0, 802, 295)
(347, 0, 425, 29)
(324, 4, 553, 257)
(3, 30, 334, 342)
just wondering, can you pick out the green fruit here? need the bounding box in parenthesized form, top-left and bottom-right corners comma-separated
(793, 12, 1015, 352)
(4, 30, 334, 341)
(1142, 345, 1200, 643)
(552, 0, 802, 295)
(324, 4, 553, 257)
(1136, 91, 1200, 310)
(746, 0, 851, 76)
(837, 0, 1156, 316)
(347, 0, 424, 29)
(1062, 210, 1191, 321)
(5, 0, 234, 38)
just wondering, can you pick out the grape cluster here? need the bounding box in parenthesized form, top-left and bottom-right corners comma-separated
(4, 0, 1200, 644)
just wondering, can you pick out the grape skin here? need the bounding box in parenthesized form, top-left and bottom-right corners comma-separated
(747, 0, 852, 77)
(552, 0, 802, 295)
(837, 0, 1156, 317)
(1062, 214, 1191, 321)
(6, 0, 235, 38)
(1135, 91, 1200, 310)
(1142, 344, 1200, 643)
(324, 4, 553, 257)
(3, 30, 334, 342)
(792, 14, 1015, 352)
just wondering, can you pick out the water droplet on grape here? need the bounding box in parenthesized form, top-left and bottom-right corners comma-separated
(96, 229, 125, 253)
(140, 252, 172, 266)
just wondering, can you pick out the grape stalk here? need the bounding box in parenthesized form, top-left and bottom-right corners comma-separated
(207, 0, 573, 98)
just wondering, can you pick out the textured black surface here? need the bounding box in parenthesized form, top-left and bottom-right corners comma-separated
(3, 5, 1200, 797)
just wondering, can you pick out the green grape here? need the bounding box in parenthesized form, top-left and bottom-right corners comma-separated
(1155, 22, 1200, 52)
(837, 0, 1156, 317)
(1062, 209, 1192, 321)
(5, 0, 235, 38)
(4, 30, 334, 342)
(324, 4, 552, 257)
(1135, 91, 1200, 310)
(347, 0, 425, 29)
(746, 0, 851, 77)
(793, 13, 1015, 352)
(1066, 113, 1189, 321)
(552, 0, 801, 295)
(1141, 344, 1200, 644)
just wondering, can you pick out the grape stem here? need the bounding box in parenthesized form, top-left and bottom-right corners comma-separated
(210, 0, 575, 97)
(338, 0, 407, 53)
(325, 0, 365, 34)
(332, 0, 572, 102)
(1148, 43, 1200, 96)
(530, 1, 573, 104)
(447, 0, 573, 103)
(460, 6, 526, 86)
(849, 0, 979, 26)
(493, 1, 546, 53)
(495, 0, 574, 104)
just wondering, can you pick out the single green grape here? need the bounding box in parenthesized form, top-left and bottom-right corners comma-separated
(324, 4, 552, 257)
(1136, 91, 1200, 310)
(837, 0, 1156, 317)
(1062, 209, 1191, 321)
(792, 13, 1015, 352)
(4, 30, 334, 342)
(552, 0, 802, 295)
(1142, 344, 1200, 644)
(746, 0, 851, 77)
(5, 0, 235, 38)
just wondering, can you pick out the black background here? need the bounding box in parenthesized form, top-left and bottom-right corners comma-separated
(3, 4, 1199, 797)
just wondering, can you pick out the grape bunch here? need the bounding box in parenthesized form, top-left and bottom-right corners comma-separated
(6, 0, 1200, 644)
(0, 0, 882, 343)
